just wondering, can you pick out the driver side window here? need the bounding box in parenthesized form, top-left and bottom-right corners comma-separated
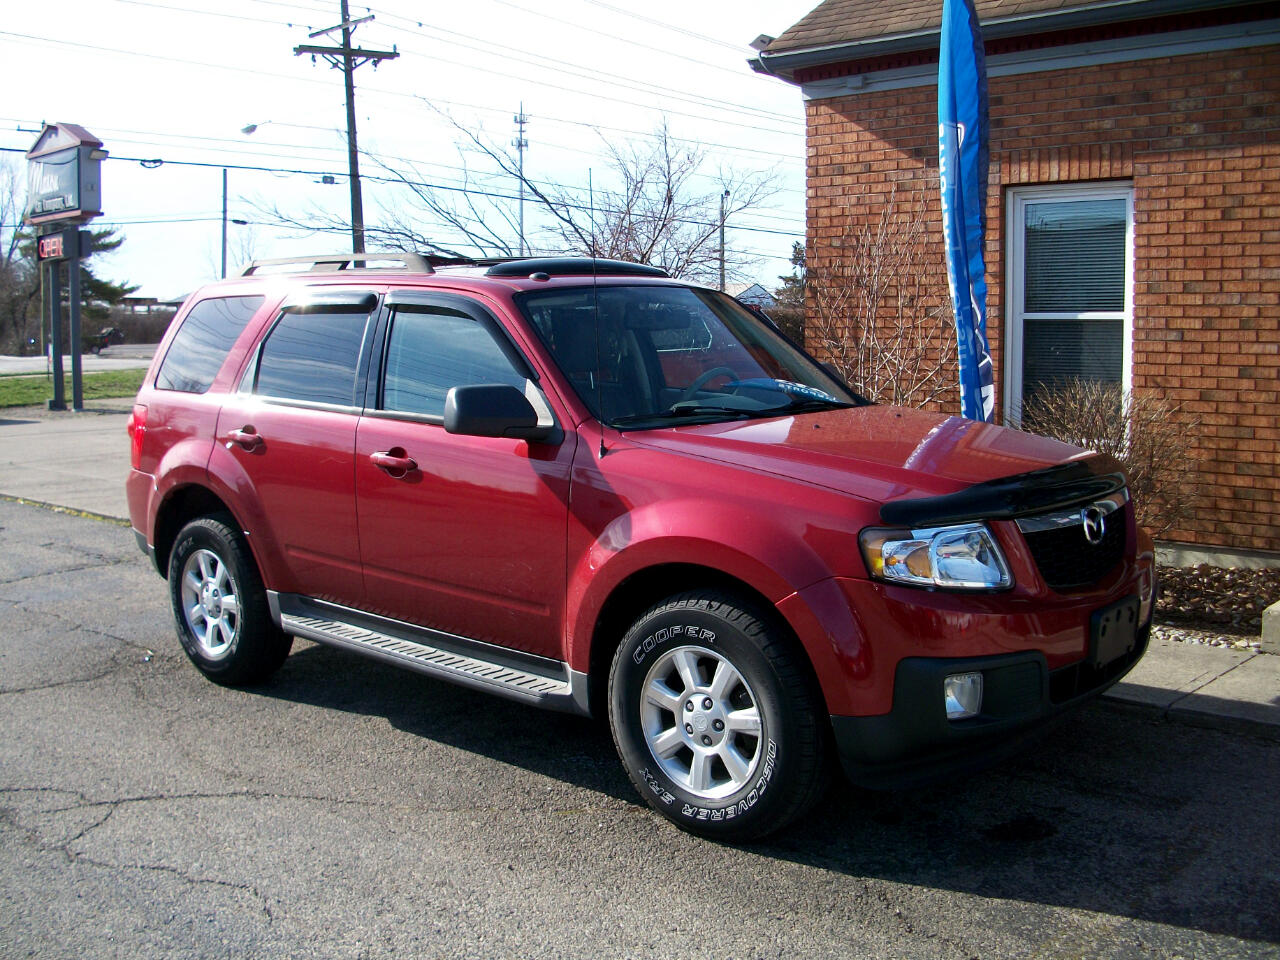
(381, 306, 528, 418)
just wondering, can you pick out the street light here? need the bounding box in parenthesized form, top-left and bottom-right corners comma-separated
(240, 120, 333, 136)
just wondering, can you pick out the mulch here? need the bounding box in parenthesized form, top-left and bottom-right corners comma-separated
(1156, 564, 1280, 636)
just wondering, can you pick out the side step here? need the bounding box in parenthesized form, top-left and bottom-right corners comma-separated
(270, 593, 589, 715)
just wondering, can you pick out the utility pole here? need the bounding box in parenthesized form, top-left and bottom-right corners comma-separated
(512, 104, 529, 256)
(294, 1, 398, 254)
(220, 168, 228, 279)
(719, 189, 730, 292)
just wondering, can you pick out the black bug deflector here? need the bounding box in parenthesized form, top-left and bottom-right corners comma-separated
(879, 455, 1127, 529)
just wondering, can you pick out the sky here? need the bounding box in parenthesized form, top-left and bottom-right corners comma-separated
(1, 0, 817, 299)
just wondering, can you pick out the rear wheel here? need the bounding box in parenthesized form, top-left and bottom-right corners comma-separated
(168, 515, 291, 685)
(608, 590, 829, 841)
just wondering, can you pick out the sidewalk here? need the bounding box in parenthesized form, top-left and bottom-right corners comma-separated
(1106, 637, 1279, 738)
(1, 402, 1276, 739)
(0, 401, 134, 521)
(0, 344, 156, 376)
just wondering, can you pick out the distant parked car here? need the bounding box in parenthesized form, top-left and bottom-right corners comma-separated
(126, 252, 1154, 840)
(84, 326, 125, 354)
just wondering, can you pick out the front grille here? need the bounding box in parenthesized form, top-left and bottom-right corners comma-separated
(1022, 503, 1128, 592)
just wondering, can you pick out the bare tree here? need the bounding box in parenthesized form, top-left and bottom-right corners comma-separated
(0, 160, 41, 355)
(431, 118, 778, 283)
(251, 192, 470, 259)
(806, 181, 957, 408)
(206, 222, 267, 279)
(252, 113, 779, 284)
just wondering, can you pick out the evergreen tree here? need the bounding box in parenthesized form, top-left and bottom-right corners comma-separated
(3, 160, 140, 354)
(77, 228, 139, 324)
(774, 241, 807, 307)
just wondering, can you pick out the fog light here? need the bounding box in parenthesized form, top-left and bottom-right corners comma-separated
(944, 672, 983, 720)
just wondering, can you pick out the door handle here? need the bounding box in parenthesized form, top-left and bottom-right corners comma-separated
(370, 449, 418, 476)
(223, 426, 263, 450)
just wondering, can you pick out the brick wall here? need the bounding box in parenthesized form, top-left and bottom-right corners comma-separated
(805, 43, 1280, 553)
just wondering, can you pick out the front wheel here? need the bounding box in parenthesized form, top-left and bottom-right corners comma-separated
(608, 591, 829, 841)
(168, 515, 291, 686)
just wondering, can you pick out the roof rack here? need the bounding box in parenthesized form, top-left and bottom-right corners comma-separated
(483, 257, 668, 279)
(241, 252, 434, 276)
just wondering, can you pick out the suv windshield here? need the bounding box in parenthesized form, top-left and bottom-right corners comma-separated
(517, 284, 860, 428)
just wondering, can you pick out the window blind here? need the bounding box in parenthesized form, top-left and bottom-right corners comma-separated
(1024, 199, 1126, 313)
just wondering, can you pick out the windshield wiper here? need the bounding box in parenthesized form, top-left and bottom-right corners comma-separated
(609, 403, 758, 428)
(758, 397, 856, 416)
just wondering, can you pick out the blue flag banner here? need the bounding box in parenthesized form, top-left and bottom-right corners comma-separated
(938, 0, 995, 422)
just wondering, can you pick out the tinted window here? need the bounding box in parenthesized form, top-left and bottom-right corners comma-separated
(255, 310, 372, 406)
(382, 307, 527, 417)
(155, 296, 263, 393)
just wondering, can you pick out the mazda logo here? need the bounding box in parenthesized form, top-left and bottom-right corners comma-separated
(1080, 505, 1107, 545)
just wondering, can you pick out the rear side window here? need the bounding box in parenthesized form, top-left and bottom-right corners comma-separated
(155, 296, 263, 393)
(255, 309, 373, 407)
(382, 307, 527, 417)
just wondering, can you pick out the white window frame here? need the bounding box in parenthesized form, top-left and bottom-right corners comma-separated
(1003, 182, 1135, 425)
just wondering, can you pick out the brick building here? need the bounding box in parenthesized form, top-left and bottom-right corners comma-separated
(751, 0, 1279, 563)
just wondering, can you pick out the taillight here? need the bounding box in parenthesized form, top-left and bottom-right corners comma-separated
(127, 403, 147, 469)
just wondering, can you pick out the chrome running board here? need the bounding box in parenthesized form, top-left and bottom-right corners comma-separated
(269, 592, 590, 715)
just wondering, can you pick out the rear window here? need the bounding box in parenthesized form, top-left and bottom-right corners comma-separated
(155, 296, 264, 394)
(254, 309, 372, 407)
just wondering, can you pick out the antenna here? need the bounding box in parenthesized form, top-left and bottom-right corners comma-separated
(590, 169, 606, 459)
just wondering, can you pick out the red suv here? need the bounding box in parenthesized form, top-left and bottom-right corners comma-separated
(127, 253, 1154, 840)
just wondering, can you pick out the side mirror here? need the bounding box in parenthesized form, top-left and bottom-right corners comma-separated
(443, 384, 561, 444)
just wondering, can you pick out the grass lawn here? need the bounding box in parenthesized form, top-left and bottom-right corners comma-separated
(0, 368, 147, 408)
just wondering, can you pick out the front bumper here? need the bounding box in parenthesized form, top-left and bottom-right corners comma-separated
(830, 618, 1150, 790)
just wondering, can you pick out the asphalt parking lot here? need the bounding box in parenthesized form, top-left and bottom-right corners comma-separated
(2, 499, 1279, 958)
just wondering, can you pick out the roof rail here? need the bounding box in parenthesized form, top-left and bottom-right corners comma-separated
(241, 252, 434, 276)
(484, 257, 668, 279)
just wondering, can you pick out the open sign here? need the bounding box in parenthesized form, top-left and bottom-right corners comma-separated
(38, 233, 64, 260)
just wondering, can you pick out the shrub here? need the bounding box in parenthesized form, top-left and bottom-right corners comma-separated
(805, 181, 956, 409)
(1011, 379, 1198, 537)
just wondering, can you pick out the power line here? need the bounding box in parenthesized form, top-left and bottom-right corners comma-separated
(2, 121, 806, 230)
(0, 38, 803, 160)
(110, 0, 316, 28)
(0, 145, 803, 239)
(476, 0, 769, 82)
(0, 29, 803, 143)
(366, 7, 802, 129)
(579, 0, 748, 53)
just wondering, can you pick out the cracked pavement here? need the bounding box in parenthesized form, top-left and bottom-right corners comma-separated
(1, 499, 1279, 958)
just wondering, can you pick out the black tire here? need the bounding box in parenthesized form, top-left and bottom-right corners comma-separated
(168, 514, 292, 686)
(608, 590, 829, 841)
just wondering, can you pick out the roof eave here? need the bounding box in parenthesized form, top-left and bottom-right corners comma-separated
(749, 0, 1251, 81)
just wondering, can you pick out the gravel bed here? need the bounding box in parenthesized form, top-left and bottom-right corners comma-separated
(1156, 564, 1279, 635)
(1151, 622, 1263, 652)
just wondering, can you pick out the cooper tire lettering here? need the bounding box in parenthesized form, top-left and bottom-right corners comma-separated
(632, 624, 716, 665)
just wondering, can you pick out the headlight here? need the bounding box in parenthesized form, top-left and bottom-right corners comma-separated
(859, 522, 1012, 591)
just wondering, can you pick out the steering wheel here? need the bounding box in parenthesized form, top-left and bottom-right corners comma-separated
(678, 366, 738, 403)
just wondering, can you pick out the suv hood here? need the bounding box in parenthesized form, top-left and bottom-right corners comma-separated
(627, 405, 1091, 507)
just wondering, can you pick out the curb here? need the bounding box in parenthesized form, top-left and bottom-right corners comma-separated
(0, 494, 130, 527)
(1099, 693, 1280, 742)
(1262, 600, 1280, 655)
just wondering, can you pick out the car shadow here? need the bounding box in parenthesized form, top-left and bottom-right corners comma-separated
(258, 640, 635, 804)
(256, 641, 1280, 945)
